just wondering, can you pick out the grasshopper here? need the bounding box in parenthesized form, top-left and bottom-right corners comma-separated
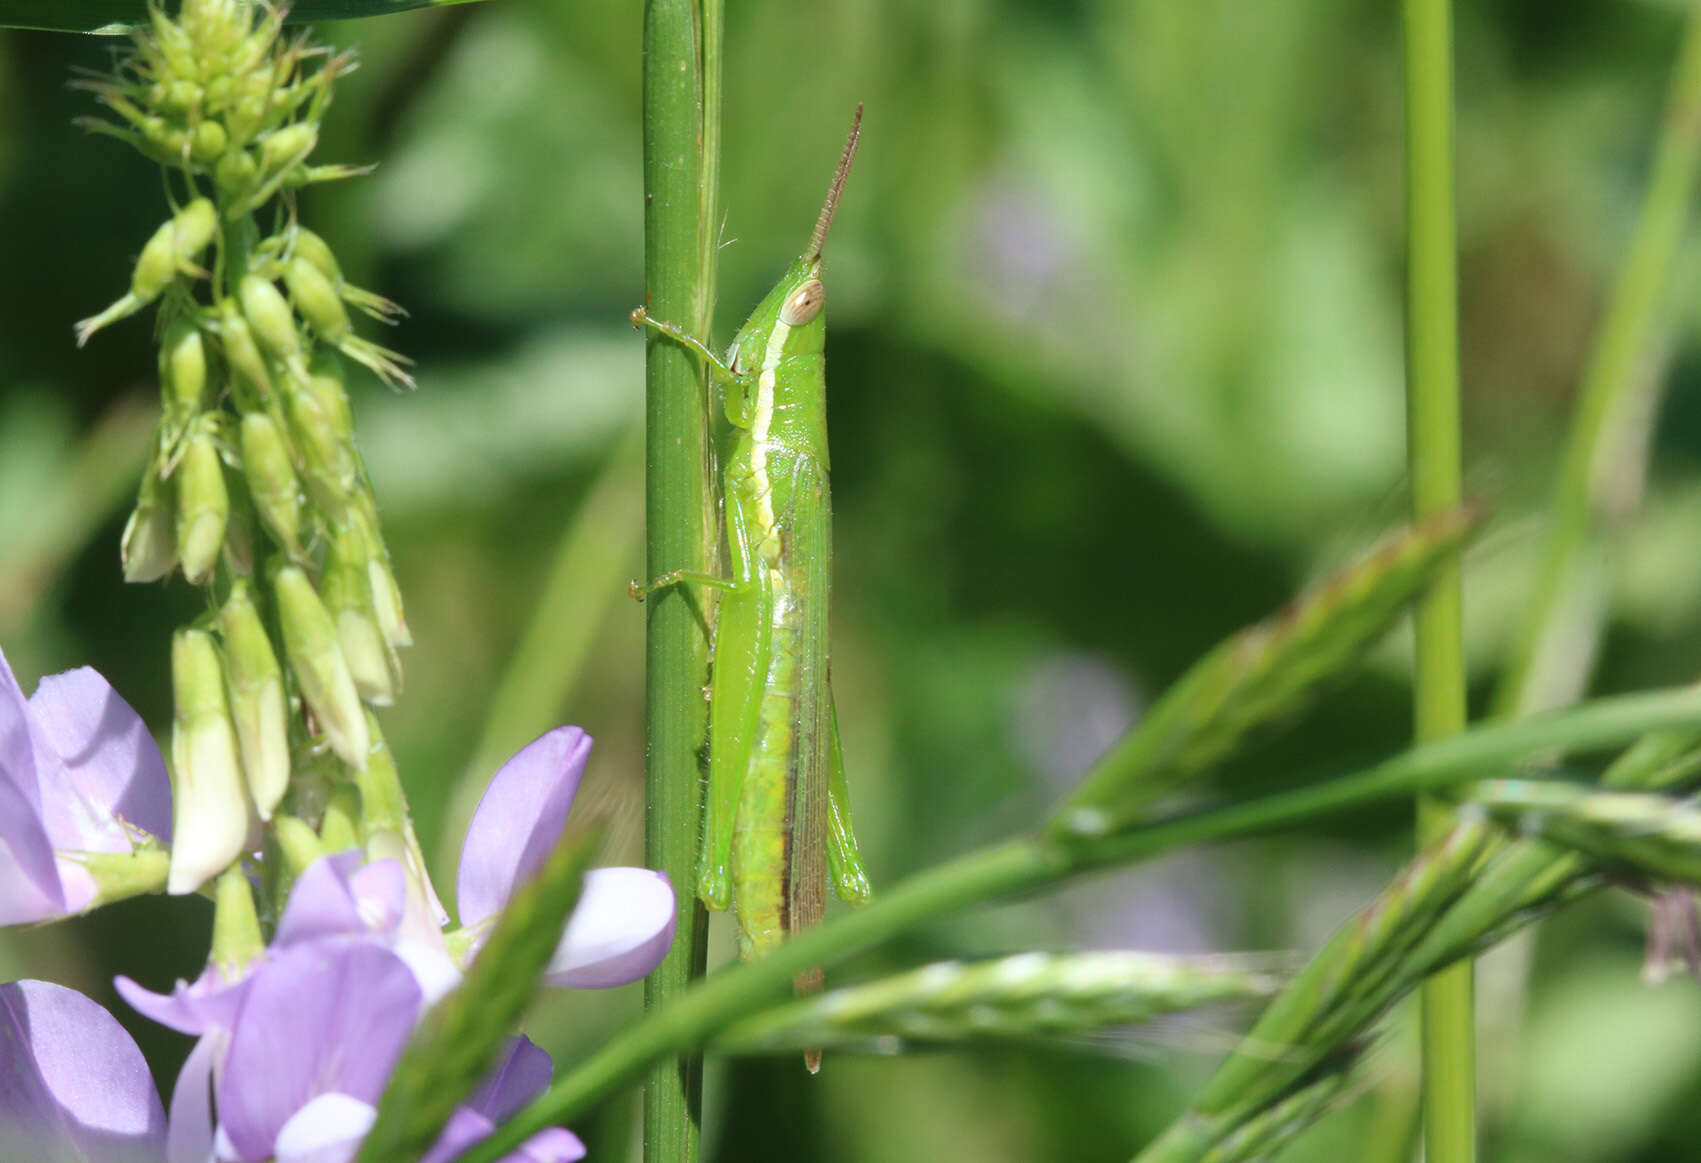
(633, 109, 872, 1068)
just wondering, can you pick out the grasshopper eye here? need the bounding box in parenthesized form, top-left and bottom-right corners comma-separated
(779, 280, 825, 327)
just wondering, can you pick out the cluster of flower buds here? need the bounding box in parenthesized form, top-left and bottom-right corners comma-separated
(77, 0, 415, 897)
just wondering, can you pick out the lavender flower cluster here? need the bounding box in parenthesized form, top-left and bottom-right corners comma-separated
(2, 645, 675, 1162)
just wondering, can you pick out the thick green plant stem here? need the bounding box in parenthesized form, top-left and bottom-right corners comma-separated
(641, 1, 717, 1158)
(1494, 9, 1701, 719)
(461, 685, 1701, 1163)
(1402, 0, 1474, 1159)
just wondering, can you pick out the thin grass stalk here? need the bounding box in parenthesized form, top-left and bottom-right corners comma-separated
(1402, 0, 1475, 1157)
(641, 1, 716, 1157)
(1494, 8, 1701, 719)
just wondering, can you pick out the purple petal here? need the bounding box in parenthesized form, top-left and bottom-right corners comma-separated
(0, 980, 167, 1163)
(512, 1127, 586, 1163)
(31, 667, 173, 845)
(420, 1106, 494, 1163)
(0, 775, 65, 924)
(457, 728, 590, 928)
(115, 965, 246, 1038)
(543, 868, 675, 989)
(421, 1038, 556, 1163)
(217, 943, 422, 1162)
(166, 1033, 218, 1163)
(272, 1092, 374, 1163)
(0, 650, 64, 920)
(463, 1037, 551, 1123)
(275, 852, 405, 949)
(421, 1111, 583, 1163)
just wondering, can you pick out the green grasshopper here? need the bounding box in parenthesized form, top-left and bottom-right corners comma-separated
(633, 109, 872, 1066)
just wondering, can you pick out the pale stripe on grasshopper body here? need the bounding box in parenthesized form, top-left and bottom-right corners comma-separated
(633, 108, 872, 1071)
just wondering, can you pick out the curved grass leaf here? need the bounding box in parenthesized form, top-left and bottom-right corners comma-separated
(355, 820, 603, 1163)
(0, 0, 481, 35)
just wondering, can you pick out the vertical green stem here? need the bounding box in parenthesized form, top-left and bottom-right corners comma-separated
(641, 1, 716, 1158)
(1402, 0, 1475, 1160)
(1493, 9, 1701, 719)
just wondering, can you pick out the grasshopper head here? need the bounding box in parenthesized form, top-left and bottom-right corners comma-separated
(728, 107, 861, 374)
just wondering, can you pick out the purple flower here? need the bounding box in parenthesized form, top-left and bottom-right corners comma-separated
(0, 647, 172, 925)
(0, 979, 167, 1163)
(117, 726, 671, 1161)
(456, 727, 675, 988)
(163, 942, 581, 1163)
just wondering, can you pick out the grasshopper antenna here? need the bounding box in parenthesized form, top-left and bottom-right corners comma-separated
(807, 104, 863, 261)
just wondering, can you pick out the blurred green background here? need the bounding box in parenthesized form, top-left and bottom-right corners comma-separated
(5, 0, 1701, 1159)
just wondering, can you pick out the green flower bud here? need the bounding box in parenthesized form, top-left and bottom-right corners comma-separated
(274, 562, 370, 769)
(323, 518, 399, 706)
(74, 199, 216, 346)
(220, 580, 290, 819)
(305, 351, 354, 440)
(169, 628, 253, 895)
(165, 198, 218, 273)
(190, 119, 228, 164)
(283, 746, 340, 825)
(259, 122, 316, 177)
(221, 481, 255, 576)
(148, 8, 198, 80)
(225, 94, 272, 148)
(121, 454, 176, 583)
(132, 218, 185, 300)
(293, 228, 341, 282)
(204, 73, 234, 111)
(215, 148, 259, 200)
(239, 274, 303, 368)
(319, 783, 362, 852)
(285, 255, 351, 344)
(159, 317, 207, 435)
(368, 550, 412, 649)
(286, 230, 404, 325)
(174, 425, 228, 584)
(210, 865, 263, 978)
(357, 714, 446, 925)
(273, 814, 327, 876)
(217, 301, 274, 406)
(239, 412, 301, 554)
(286, 370, 357, 504)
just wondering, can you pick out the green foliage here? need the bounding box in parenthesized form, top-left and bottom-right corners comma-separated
(14, 1, 1701, 1161)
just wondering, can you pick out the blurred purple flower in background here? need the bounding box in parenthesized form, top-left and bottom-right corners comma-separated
(0, 647, 172, 926)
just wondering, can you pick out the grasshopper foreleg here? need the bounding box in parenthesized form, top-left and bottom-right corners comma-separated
(631, 307, 744, 385)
